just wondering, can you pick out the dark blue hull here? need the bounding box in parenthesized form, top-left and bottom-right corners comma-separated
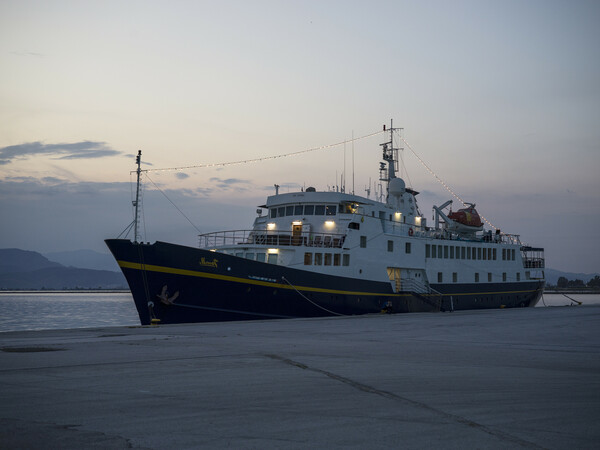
(105, 239, 544, 325)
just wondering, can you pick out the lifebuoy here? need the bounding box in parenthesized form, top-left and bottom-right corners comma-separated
(408, 228, 414, 236)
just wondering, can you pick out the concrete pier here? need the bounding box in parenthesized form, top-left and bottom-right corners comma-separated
(1, 305, 599, 449)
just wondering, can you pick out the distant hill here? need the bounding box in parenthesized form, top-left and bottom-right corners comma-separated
(44, 249, 120, 272)
(0, 248, 127, 290)
(544, 268, 599, 286)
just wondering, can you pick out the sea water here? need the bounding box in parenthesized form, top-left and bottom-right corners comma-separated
(0, 291, 599, 333)
(0, 291, 139, 332)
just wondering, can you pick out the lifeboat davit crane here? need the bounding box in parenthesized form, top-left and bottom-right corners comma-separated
(433, 200, 483, 236)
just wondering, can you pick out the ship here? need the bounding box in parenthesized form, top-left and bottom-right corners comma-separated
(106, 124, 545, 325)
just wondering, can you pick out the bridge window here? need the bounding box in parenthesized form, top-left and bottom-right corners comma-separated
(295, 205, 303, 215)
(286, 206, 294, 216)
(444, 246, 448, 259)
(450, 246, 454, 259)
(278, 207, 285, 217)
(326, 205, 337, 216)
(493, 248, 497, 260)
(304, 205, 314, 215)
(270, 209, 277, 218)
(315, 205, 325, 215)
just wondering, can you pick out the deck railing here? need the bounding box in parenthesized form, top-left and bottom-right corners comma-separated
(199, 230, 346, 249)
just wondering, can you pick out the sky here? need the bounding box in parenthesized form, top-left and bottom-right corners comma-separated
(1, 0, 599, 274)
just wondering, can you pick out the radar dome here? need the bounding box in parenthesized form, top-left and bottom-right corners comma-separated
(388, 177, 406, 196)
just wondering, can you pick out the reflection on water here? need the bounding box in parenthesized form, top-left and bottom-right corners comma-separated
(0, 292, 598, 333)
(0, 292, 139, 332)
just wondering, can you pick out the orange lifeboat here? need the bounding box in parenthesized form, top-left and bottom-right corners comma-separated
(448, 206, 483, 228)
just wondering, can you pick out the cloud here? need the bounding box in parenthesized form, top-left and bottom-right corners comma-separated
(0, 141, 123, 165)
(209, 177, 251, 190)
(175, 172, 189, 180)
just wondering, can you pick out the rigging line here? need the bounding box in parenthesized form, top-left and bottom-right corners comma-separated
(136, 130, 385, 174)
(393, 130, 414, 189)
(144, 173, 203, 234)
(400, 136, 498, 231)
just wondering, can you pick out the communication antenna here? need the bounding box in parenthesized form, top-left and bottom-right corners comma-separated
(133, 150, 142, 243)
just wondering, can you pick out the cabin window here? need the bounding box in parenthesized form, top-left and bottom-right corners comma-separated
(379, 211, 386, 219)
(286, 205, 294, 216)
(502, 248, 506, 260)
(270, 209, 277, 218)
(477, 248, 482, 260)
(360, 236, 367, 248)
(453, 272, 457, 283)
(432, 245, 437, 258)
(493, 248, 497, 260)
(488, 248, 492, 260)
(304, 252, 312, 265)
(503, 272, 507, 282)
(326, 205, 337, 216)
(343, 254, 350, 266)
(315, 205, 326, 215)
(461, 247, 466, 260)
(516, 272, 521, 281)
(450, 246, 454, 259)
(405, 242, 411, 254)
(235, 252, 243, 258)
(324, 253, 332, 265)
(438, 272, 443, 283)
(267, 253, 278, 264)
(314, 253, 323, 265)
(511, 249, 516, 260)
(475, 272, 479, 282)
(426, 244, 431, 258)
(295, 205, 303, 215)
(438, 245, 443, 258)
(472, 248, 477, 260)
(488, 273, 492, 282)
(444, 246, 448, 259)
(334, 254, 341, 266)
(246, 253, 254, 260)
(304, 205, 314, 215)
(482, 248, 487, 261)
(526, 271, 530, 280)
(256, 253, 266, 262)
(348, 222, 360, 230)
(387, 240, 394, 252)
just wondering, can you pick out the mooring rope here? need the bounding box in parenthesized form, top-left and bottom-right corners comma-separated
(281, 276, 346, 316)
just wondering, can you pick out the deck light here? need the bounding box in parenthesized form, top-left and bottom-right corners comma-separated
(267, 222, 276, 230)
(325, 220, 335, 228)
(267, 248, 279, 254)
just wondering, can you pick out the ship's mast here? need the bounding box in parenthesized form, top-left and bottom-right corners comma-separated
(133, 150, 142, 243)
(379, 120, 402, 198)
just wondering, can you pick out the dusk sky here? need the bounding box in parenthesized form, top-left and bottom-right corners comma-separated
(1, 0, 599, 274)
